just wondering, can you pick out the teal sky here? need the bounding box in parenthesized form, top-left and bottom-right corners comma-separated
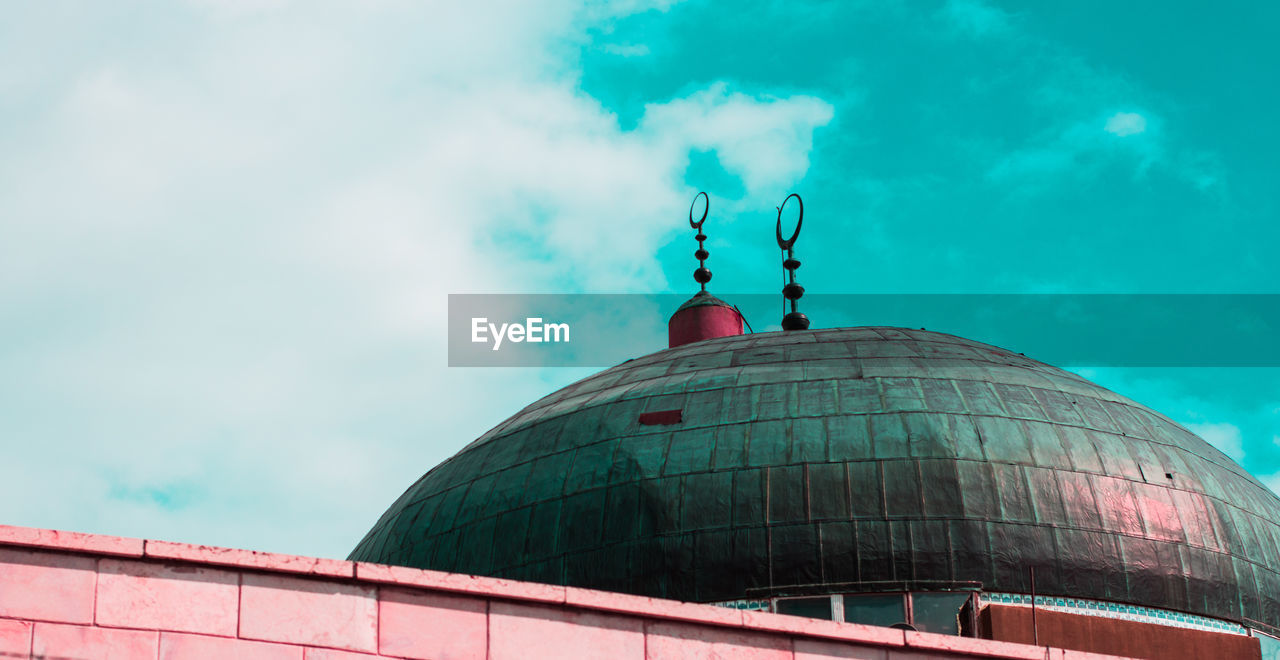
(0, 0, 1276, 559)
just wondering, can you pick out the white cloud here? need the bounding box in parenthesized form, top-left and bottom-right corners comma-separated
(949, 12, 1227, 199)
(1184, 421, 1246, 462)
(986, 108, 1207, 190)
(938, 0, 1012, 37)
(185, 0, 291, 19)
(0, 2, 831, 558)
(602, 43, 651, 57)
(1263, 472, 1280, 498)
(641, 82, 834, 197)
(1105, 111, 1147, 137)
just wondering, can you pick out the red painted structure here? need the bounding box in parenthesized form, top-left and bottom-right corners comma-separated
(981, 605, 1261, 660)
(0, 523, 1129, 659)
(667, 291, 744, 348)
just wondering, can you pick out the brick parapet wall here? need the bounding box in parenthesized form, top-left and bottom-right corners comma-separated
(0, 524, 1128, 659)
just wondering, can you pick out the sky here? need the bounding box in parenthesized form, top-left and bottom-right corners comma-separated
(1, 0, 1277, 560)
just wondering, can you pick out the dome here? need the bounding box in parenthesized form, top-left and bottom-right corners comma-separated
(350, 327, 1280, 634)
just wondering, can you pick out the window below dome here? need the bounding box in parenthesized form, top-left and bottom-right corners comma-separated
(911, 592, 974, 635)
(841, 593, 905, 628)
(768, 591, 978, 636)
(774, 596, 832, 620)
(1257, 630, 1280, 660)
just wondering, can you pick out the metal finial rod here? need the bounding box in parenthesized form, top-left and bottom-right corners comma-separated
(776, 193, 809, 331)
(690, 192, 711, 292)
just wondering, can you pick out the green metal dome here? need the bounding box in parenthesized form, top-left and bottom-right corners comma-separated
(350, 327, 1280, 634)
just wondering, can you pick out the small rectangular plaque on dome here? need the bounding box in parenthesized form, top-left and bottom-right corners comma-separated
(638, 410, 683, 426)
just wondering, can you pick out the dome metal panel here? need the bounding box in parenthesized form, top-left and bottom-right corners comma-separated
(349, 327, 1280, 635)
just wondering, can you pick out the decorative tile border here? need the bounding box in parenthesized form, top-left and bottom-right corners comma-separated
(979, 592, 1248, 635)
(718, 587, 1256, 639)
(711, 599, 772, 612)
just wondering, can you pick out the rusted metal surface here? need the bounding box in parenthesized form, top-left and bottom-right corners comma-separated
(351, 327, 1280, 636)
(981, 604, 1262, 659)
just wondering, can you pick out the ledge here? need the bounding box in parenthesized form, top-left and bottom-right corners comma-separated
(0, 523, 1134, 660)
(0, 524, 143, 558)
(145, 539, 354, 579)
(354, 562, 567, 605)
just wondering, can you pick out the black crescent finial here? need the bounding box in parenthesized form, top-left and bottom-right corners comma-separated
(690, 192, 711, 292)
(776, 193, 803, 250)
(776, 193, 809, 331)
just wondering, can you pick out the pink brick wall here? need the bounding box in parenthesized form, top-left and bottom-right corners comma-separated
(0, 524, 1130, 660)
